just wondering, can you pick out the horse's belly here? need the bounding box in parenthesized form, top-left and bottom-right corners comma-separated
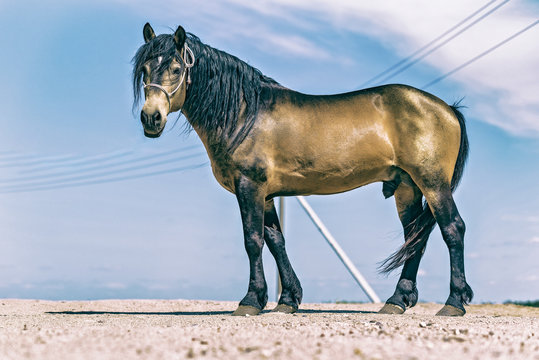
(269, 161, 394, 196)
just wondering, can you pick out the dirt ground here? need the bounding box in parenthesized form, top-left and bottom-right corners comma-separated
(0, 299, 537, 360)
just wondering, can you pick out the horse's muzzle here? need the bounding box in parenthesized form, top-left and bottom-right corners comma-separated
(141, 110, 165, 138)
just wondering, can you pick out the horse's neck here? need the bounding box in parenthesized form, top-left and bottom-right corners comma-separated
(183, 113, 231, 158)
(183, 95, 250, 154)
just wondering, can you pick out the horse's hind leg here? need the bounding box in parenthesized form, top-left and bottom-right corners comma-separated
(379, 182, 426, 314)
(422, 185, 473, 316)
(263, 199, 302, 313)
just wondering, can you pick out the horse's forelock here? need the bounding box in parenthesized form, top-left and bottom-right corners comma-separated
(132, 34, 180, 107)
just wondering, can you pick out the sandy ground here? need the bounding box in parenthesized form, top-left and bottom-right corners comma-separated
(0, 300, 537, 360)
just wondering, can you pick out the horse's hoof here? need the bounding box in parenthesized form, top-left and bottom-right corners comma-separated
(272, 304, 297, 314)
(378, 303, 405, 314)
(232, 305, 261, 316)
(435, 305, 465, 317)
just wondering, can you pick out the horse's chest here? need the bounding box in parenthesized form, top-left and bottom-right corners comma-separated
(208, 157, 235, 192)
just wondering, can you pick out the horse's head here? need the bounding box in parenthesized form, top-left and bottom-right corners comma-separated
(133, 23, 194, 138)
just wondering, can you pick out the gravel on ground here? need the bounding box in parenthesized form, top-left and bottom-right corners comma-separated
(0, 299, 537, 359)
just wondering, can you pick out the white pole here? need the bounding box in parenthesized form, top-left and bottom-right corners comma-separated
(296, 196, 381, 303)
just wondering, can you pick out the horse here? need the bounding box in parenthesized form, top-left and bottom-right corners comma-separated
(132, 23, 473, 317)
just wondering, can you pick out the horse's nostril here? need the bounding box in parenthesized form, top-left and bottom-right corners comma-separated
(141, 111, 149, 124)
(141, 110, 162, 129)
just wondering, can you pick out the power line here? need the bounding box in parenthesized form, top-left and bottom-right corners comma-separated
(0, 162, 208, 194)
(0, 146, 199, 184)
(422, 19, 539, 89)
(0, 153, 81, 167)
(0, 152, 205, 191)
(0, 150, 137, 174)
(17, 150, 135, 174)
(360, 0, 510, 88)
(375, 0, 510, 85)
(360, 0, 500, 88)
(0, 153, 74, 161)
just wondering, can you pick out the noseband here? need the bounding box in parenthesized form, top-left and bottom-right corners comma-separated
(143, 44, 195, 113)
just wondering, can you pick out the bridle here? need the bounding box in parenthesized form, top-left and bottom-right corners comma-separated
(143, 44, 195, 113)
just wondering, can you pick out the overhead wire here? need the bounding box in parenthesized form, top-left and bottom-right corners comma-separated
(0, 146, 199, 184)
(360, 0, 510, 88)
(360, 0, 499, 87)
(18, 150, 135, 174)
(0, 153, 80, 167)
(422, 19, 539, 89)
(0, 151, 205, 192)
(374, 0, 511, 85)
(0, 162, 208, 194)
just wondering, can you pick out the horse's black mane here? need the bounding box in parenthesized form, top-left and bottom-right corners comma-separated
(132, 33, 283, 151)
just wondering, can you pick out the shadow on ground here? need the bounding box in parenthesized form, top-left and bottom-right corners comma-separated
(46, 309, 376, 316)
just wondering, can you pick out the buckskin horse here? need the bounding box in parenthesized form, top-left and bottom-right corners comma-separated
(132, 24, 473, 317)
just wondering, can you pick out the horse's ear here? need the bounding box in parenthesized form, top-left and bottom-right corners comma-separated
(143, 23, 156, 43)
(173, 25, 186, 51)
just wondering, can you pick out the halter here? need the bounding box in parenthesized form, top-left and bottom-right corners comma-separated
(143, 44, 195, 113)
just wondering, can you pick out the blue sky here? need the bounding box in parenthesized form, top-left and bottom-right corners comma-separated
(0, 0, 538, 304)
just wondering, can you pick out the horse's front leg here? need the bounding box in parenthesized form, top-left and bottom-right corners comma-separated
(264, 199, 302, 313)
(232, 175, 268, 316)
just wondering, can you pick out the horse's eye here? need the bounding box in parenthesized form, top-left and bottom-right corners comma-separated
(172, 67, 182, 75)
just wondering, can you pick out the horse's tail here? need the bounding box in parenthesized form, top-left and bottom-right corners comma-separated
(379, 101, 469, 274)
(449, 102, 469, 192)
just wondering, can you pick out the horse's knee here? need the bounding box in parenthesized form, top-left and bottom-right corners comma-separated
(454, 215, 465, 234)
(245, 233, 264, 255)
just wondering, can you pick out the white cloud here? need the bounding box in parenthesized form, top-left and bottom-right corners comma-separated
(530, 236, 539, 244)
(255, 33, 331, 59)
(121, 0, 539, 136)
(116, 0, 331, 59)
